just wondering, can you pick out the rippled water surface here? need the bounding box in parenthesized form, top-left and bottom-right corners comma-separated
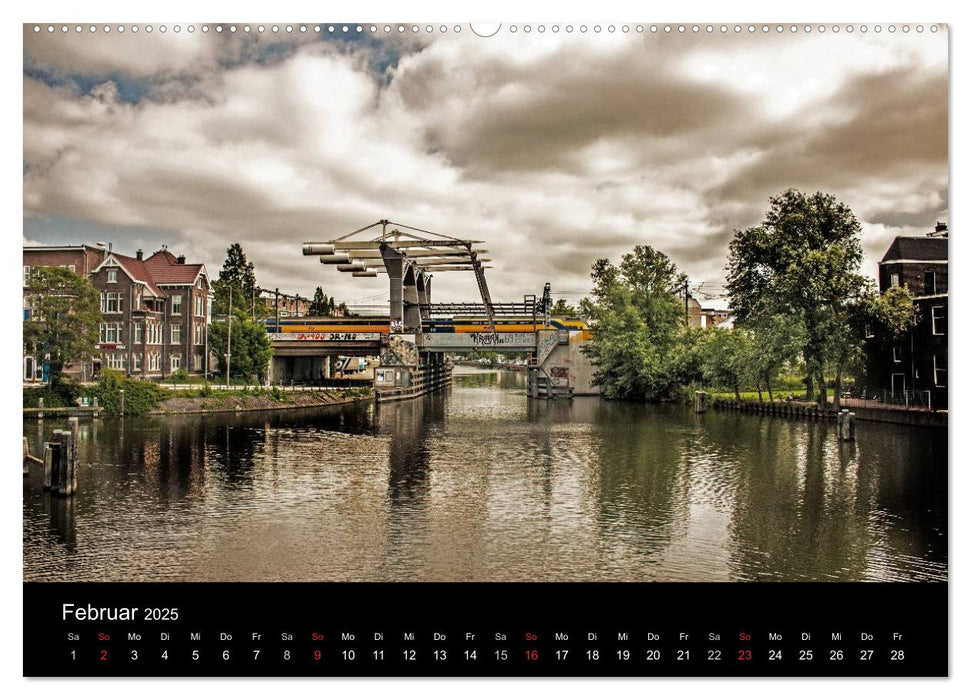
(23, 369, 947, 582)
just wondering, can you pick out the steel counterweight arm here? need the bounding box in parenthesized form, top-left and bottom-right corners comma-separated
(470, 249, 497, 335)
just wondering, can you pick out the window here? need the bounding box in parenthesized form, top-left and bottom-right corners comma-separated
(99, 322, 123, 344)
(890, 272, 900, 287)
(100, 292, 123, 314)
(148, 352, 161, 372)
(864, 324, 874, 339)
(934, 355, 946, 388)
(133, 288, 142, 310)
(931, 306, 946, 335)
(106, 354, 126, 370)
(924, 271, 937, 295)
(132, 354, 142, 372)
(23, 266, 30, 286)
(893, 346, 902, 364)
(171, 355, 182, 372)
(194, 295, 205, 317)
(171, 324, 182, 343)
(107, 269, 117, 283)
(134, 323, 143, 344)
(146, 322, 162, 345)
(194, 353, 203, 371)
(171, 295, 183, 315)
(194, 324, 205, 346)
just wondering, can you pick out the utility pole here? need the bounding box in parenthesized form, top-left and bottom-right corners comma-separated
(226, 285, 232, 388)
(684, 279, 690, 327)
(275, 288, 280, 331)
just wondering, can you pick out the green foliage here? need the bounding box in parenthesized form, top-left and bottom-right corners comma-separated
(211, 243, 268, 317)
(580, 245, 690, 401)
(208, 310, 274, 383)
(90, 369, 165, 415)
(169, 368, 190, 383)
(23, 382, 81, 409)
(697, 328, 757, 400)
(551, 299, 577, 316)
(23, 266, 102, 387)
(727, 189, 869, 407)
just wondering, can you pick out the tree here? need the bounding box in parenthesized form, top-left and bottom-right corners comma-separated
(741, 311, 805, 401)
(212, 243, 268, 317)
(727, 190, 868, 408)
(208, 310, 274, 384)
(308, 287, 327, 316)
(579, 246, 688, 400)
(698, 327, 757, 401)
(23, 266, 101, 387)
(551, 299, 577, 316)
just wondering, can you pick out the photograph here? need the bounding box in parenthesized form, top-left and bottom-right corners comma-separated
(22, 22, 947, 589)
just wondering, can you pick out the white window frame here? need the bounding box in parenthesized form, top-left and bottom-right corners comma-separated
(931, 305, 946, 336)
(134, 323, 143, 344)
(99, 322, 123, 344)
(107, 269, 117, 283)
(171, 295, 183, 315)
(933, 355, 946, 388)
(171, 324, 182, 344)
(892, 346, 902, 364)
(889, 272, 900, 287)
(23, 265, 30, 286)
(132, 354, 142, 372)
(100, 292, 123, 314)
(171, 355, 182, 372)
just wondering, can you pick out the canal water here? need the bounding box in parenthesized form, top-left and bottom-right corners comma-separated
(23, 368, 947, 583)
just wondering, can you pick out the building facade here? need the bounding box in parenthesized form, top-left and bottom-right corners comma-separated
(864, 222, 948, 409)
(23, 245, 211, 381)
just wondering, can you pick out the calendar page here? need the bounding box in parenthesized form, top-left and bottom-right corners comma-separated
(21, 19, 948, 678)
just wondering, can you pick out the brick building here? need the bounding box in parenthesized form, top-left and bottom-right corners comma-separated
(23, 244, 211, 381)
(863, 222, 948, 409)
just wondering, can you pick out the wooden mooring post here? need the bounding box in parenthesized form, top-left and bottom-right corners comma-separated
(837, 409, 857, 441)
(43, 419, 79, 496)
(694, 391, 708, 413)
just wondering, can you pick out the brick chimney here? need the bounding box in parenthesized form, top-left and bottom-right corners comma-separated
(176, 254, 186, 264)
(136, 249, 143, 261)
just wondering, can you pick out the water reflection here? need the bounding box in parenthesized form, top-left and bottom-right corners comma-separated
(23, 369, 946, 582)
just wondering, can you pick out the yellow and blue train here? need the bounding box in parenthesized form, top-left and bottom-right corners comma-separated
(264, 316, 588, 334)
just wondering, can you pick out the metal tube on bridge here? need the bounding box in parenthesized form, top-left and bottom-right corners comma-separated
(337, 263, 367, 272)
(302, 243, 336, 256)
(320, 254, 351, 264)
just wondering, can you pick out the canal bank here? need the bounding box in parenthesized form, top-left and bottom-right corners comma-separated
(709, 396, 946, 428)
(150, 388, 372, 415)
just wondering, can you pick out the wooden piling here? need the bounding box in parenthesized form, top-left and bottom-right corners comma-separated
(38, 397, 44, 420)
(44, 428, 78, 497)
(118, 389, 125, 417)
(694, 391, 708, 413)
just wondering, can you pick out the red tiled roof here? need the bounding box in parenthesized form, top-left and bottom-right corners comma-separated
(144, 250, 205, 285)
(110, 253, 166, 297)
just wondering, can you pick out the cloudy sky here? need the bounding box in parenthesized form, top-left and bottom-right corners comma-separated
(23, 24, 948, 308)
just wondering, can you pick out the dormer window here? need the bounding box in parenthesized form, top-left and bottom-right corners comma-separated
(107, 269, 117, 283)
